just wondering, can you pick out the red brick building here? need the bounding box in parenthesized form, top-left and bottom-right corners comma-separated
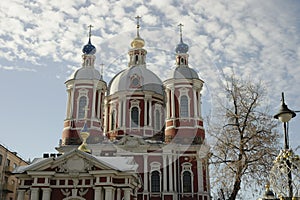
(14, 20, 211, 200)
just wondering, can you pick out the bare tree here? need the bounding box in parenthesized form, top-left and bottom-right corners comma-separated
(208, 75, 280, 200)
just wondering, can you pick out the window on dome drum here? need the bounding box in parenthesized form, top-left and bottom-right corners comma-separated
(131, 107, 139, 127)
(111, 110, 116, 130)
(0, 154, 2, 165)
(183, 171, 192, 193)
(151, 171, 161, 192)
(180, 95, 189, 117)
(155, 110, 161, 130)
(135, 55, 138, 64)
(78, 96, 87, 119)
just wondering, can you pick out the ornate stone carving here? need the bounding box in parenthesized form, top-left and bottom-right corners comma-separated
(118, 135, 146, 147)
(56, 155, 93, 173)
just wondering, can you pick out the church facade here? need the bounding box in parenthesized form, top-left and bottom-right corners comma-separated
(14, 19, 211, 200)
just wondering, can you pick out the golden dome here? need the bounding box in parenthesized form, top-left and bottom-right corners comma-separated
(131, 36, 145, 48)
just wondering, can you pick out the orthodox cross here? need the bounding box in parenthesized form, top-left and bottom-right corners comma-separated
(178, 23, 184, 40)
(135, 15, 141, 37)
(88, 24, 93, 40)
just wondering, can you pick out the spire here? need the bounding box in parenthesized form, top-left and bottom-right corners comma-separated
(131, 16, 145, 48)
(175, 23, 189, 54)
(82, 24, 96, 55)
(88, 24, 93, 44)
(136, 15, 141, 38)
(179, 23, 184, 43)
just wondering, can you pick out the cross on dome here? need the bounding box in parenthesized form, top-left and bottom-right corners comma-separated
(88, 24, 93, 40)
(178, 23, 184, 42)
(131, 15, 145, 48)
(175, 23, 189, 53)
(135, 16, 141, 37)
(82, 24, 96, 54)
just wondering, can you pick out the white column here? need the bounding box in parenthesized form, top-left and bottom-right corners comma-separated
(123, 188, 131, 200)
(166, 89, 170, 118)
(66, 89, 71, 118)
(97, 90, 101, 119)
(104, 187, 113, 200)
(92, 86, 97, 118)
(17, 189, 25, 200)
(144, 98, 148, 126)
(41, 188, 51, 200)
(103, 99, 108, 133)
(70, 85, 75, 118)
(94, 187, 102, 200)
(143, 154, 148, 192)
(198, 92, 202, 119)
(118, 99, 122, 127)
(193, 89, 198, 118)
(122, 99, 126, 127)
(30, 188, 39, 200)
(174, 154, 177, 192)
(163, 155, 167, 192)
(197, 159, 203, 192)
(171, 88, 175, 118)
(116, 188, 121, 200)
(149, 100, 152, 127)
(168, 155, 173, 192)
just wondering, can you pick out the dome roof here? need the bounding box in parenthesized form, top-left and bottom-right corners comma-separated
(69, 67, 101, 80)
(173, 66, 199, 79)
(131, 36, 145, 48)
(82, 38, 96, 55)
(108, 66, 163, 95)
(175, 39, 189, 54)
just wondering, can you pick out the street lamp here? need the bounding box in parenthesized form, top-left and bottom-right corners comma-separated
(274, 92, 296, 150)
(270, 92, 300, 200)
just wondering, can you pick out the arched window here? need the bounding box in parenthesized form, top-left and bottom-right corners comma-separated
(111, 110, 116, 130)
(155, 109, 161, 131)
(78, 96, 87, 119)
(131, 107, 139, 127)
(180, 95, 189, 117)
(151, 171, 160, 192)
(183, 171, 192, 192)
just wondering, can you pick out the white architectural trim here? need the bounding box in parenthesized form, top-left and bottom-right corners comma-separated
(150, 162, 161, 193)
(130, 100, 140, 129)
(179, 88, 190, 118)
(181, 162, 194, 194)
(76, 89, 89, 120)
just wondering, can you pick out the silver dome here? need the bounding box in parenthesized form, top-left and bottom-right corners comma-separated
(173, 66, 199, 79)
(108, 66, 163, 95)
(68, 67, 102, 80)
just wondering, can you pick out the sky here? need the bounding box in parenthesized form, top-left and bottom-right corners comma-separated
(0, 0, 299, 198)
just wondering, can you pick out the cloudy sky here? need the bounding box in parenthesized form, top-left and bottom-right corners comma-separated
(0, 0, 299, 194)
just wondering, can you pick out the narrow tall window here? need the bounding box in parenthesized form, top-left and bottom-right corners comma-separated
(183, 171, 192, 192)
(180, 95, 188, 117)
(111, 110, 116, 130)
(155, 110, 161, 131)
(151, 171, 160, 192)
(0, 154, 2, 165)
(131, 107, 139, 127)
(78, 96, 87, 119)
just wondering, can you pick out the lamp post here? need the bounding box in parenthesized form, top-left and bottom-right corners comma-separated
(271, 92, 300, 200)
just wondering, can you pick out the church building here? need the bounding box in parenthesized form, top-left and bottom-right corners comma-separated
(14, 18, 211, 200)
